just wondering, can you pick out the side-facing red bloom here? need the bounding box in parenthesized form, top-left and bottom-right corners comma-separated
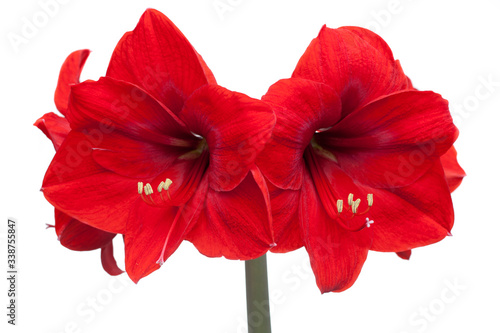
(35, 49, 122, 276)
(39, 9, 275, 283)
(257, 26, 464, 293)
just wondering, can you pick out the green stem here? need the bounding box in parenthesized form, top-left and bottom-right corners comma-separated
(245, 254, 272, 333)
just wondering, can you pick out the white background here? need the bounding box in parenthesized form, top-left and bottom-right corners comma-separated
(1, 0, 499, 332)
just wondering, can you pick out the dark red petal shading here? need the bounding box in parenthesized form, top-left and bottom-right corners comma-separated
(34, 112, 71, 151)
(440, 146, 466, 192)
(300, 172, 370, 293)
(91, 132, 189, 180)
(124, 176, 208, 283)
(311, 151, 453, 252)
(42, 131, 136, 234)
(258, 78, 341, 190)
(179, 84, 275, 191)
(54, 49, 90, 115)
(101, 241, 124, 276)
(54, 209, 116, 251)
(67, 77, 194, 146)
(106, 9, 214, 114)
(320, 90, 458, 188)
(186, 171, 274, 260)
(396, 250, 412, 260)
(293, 26, 409, 116)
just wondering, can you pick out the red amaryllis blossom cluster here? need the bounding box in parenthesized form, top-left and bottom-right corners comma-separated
(257, 26, 465, 292)
(36, 9, 275, 283)
(36, 10, 464, 293)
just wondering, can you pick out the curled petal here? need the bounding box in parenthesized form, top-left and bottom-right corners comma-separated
(440, 146, 466, 192)
(55, 49, 90, 115)
(180, 84, 275, 191)
(34, 112, 71, 151)
(258, 78, 341, 190)
(101, 242, 124, 276)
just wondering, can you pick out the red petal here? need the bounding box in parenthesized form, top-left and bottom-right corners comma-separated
(124, 176, 208, 283)
(106, 9, 214, 114)
(67, 77, 194, 146)
(34, 112, 71, 151)
(258, 78, 341, 190)
(300, 172, 370, 293)
(267, 183, 303, 253)
(186, 171, 274, 260)
(91, 132, 188, 179)
(54, 209, 116, 251)
(179, 84, 275, 191)
(396, 250, 412, 260)
(42, 131, 136, 234)
(101, 242, 124, 276)
(440, 146, 466, 192)
(54, 49, 90, 115)
(310, 150, 453, 252)
(293, 26, 409, 116)
(320, 90, 458, 188)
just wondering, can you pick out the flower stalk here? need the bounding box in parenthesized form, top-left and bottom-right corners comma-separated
(245, 254, 272, 333)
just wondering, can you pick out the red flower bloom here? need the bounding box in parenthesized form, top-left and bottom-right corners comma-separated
(35, 50, 122, 276)
(257, 26, 463, 293)
(39, 10, 275, 283)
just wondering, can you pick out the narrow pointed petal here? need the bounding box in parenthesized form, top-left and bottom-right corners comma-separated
(67, 77, 194, 146)
(42, 131, 137, 234)
(34, 112, 71, 151)
(440, 146, 466, 192)
(179, 84, 275, 191)
(258, 78, 341, 190)
(54, 49, 90, 115)
(268, 185, 303, 253)
(320, 90, 458, 188)
(293, 26, 410, 116)
(300, 172, 370, 293)
(101, 242, 124, 276)
(54, 209, 116, 251)
(186, 172, 274, 260)
(106, 9, 214, 114)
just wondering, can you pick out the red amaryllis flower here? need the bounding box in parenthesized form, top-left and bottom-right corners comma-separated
(257, 26, 463, 293)
(39, 9, 275, 283)
(35, 49, 122, 275)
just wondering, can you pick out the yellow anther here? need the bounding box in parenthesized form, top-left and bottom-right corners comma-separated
(352, 198, 361, 214)
(157, 181, 165, 192)
(145, 183, 153, 196)
(337, 199, 343, 213)
(367, 194, 373, 207)
(137, 182, 144, 195)
(348, 193, 354, 206)
(163, 178, 173, 191)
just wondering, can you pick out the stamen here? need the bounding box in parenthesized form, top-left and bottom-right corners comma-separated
(163, 178, 173, 190)
(367, 193, 373, 207)
(336, 199, 343, 213)
(352, 198, 361, 214)
(137, 182, 143, 195)
(347, 193, 354, 206)
(157, 181, 165, 192)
